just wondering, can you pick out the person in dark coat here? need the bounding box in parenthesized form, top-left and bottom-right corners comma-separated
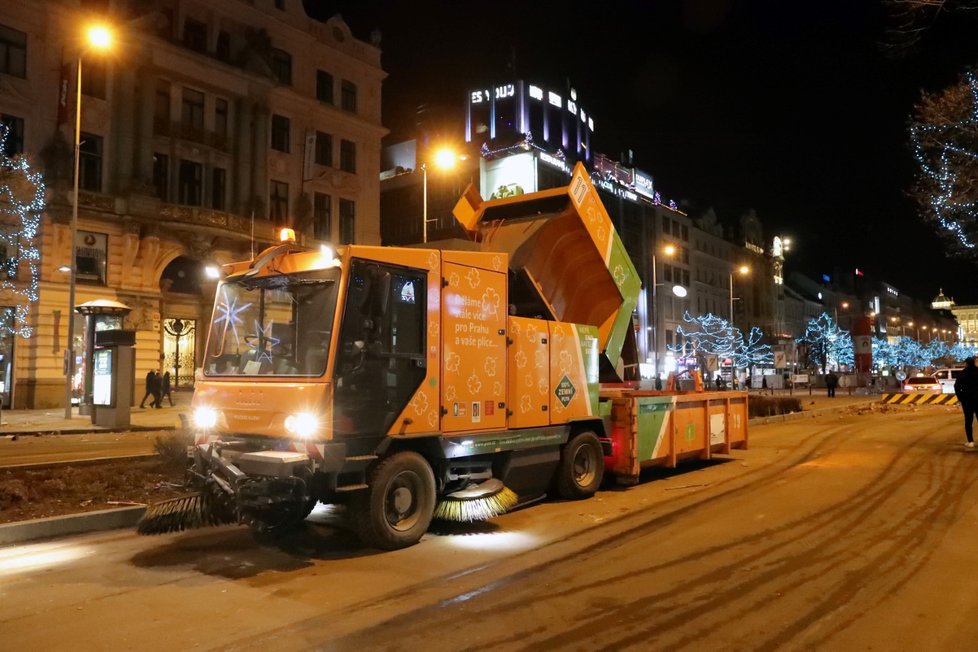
(825, 371, 839, 398)
(954, 357, 978, 448)
(161, 371, 174, 407)
(139, 370, 158, 409)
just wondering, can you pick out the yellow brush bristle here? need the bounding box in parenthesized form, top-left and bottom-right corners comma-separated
(433, 486, 518, 522)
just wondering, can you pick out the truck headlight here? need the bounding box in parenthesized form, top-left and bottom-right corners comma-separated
(284, 412, 319, 438)
(193, 406, 219, 429)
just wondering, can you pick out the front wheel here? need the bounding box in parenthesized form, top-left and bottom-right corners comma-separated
(352, 451, 436, 550)
(553, 431, 605, 500)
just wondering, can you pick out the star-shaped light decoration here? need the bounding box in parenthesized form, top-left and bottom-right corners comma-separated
(248, 320, 280, 364)
(211, 288, 252, 356)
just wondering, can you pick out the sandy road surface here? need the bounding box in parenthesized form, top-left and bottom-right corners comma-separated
(1, 405, 974, 651)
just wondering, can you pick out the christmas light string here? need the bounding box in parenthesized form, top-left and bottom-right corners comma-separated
(0, 123, 43, 338)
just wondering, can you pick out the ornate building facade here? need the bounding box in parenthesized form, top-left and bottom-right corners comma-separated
(0, 0, 386, 407)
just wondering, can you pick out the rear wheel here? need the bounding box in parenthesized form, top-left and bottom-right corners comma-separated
(553, 431, 604, 500)
(352, 451, 436, 550)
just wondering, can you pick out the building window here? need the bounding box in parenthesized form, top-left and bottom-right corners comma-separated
(154, 80, 170, 133)
(663, 264, 672, 284)
(211, 167, 226, 210)
(341, 80, 357, 113)
(0, 114, 24, 156)
(315, 131, 332, 166)
(339, 139, 356, 173)
(681, 224, 689, 241)
(181, 87, 205, 140)
(682, 269, 690, 287)
(314, 192, 331, 240)
(339, 199, 355, 244)
(214, 98, 228, 143)
(81, 59, 107, 99)
(0, 24, 26, 78)
(270, 48, 292, 85)
(183, 18, 207, 53)
(79, 133, 102, 192)
(270, 180, 289, 221)
(178, 160, 203, 206)
(152, 153, 168, 200)
(216, 30, 230, 61)
(271, 114, 290, 152)
(316, 70, 334, 104)
(75, 231, 108, 285)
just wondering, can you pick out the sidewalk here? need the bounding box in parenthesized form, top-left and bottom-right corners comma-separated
(0, 390, 191, 435)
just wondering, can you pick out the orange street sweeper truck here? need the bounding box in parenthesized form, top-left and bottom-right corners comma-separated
(138, 163, 747, 549)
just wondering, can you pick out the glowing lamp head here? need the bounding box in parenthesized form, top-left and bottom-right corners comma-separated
(433, 148, 459, 170)
(204, 265, 221, 280)
(86, 25, 113, 50)
(662, 244, 676, 256)
(279, 227, 296, 243)
(738, 265, 750, 275)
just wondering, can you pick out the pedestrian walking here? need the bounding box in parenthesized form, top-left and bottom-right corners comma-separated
(715, 373, 723, 390)
(161, 371, 174, 407)
(139, 370, 158, 409)
(151, 370, 163, 408)
(954, 357, 978, 449)
(761, 375, 768, 394)
(825, 370, 839, 398)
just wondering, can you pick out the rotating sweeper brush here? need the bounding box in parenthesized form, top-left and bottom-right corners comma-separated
(137, 491, 236, 535)
(432, 479, 518, 522)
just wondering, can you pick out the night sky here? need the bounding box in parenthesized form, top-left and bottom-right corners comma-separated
(309, 0, 978, 303)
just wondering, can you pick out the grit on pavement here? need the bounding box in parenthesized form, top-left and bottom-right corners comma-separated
(1, 404, 975, 651)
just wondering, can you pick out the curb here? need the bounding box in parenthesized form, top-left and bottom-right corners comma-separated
(0, 505, 145, 546)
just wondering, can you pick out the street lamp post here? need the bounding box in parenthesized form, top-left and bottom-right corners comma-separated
(421, 147, 462, 244)
(729, 264, 750, 324)
(651, 244, 676, 381)
(64, 24, 112, 419)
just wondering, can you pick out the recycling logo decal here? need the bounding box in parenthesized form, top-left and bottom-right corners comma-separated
(554, 374, 576, 408)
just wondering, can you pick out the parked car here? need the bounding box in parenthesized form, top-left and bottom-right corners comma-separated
(933, 368, 964, 394)
(902, 375, 942, 394)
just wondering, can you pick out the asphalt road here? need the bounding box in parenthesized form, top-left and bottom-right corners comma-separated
(1, 405, 976, 651)
(0, 430, 163, 467)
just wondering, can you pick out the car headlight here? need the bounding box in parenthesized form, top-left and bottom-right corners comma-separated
(284, 412, 319, 439)
(193, 406, 219, 429)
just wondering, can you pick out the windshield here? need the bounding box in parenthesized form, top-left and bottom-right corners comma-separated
(204, 269, 340, 377)
(907, 377, 938, 385)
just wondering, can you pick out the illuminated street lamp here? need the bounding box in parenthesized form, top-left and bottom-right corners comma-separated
(422, 147, 464, 243)
(64, 23, 114, 419)
(729, 264, 750, 324)
(651, 244, 678, 379)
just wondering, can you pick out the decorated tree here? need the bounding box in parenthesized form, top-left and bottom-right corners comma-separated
(0, 125, 43, 338)
(671, 312, 739, 373)
(734, 325, 773, 370)
(924, 339, 952, 366)
(797, 313, 852, 373)
(671, 312, 772, 374)
(950, 341, 978, 361)
(909, 68, 978, 257)
(873, 337, 897, 370)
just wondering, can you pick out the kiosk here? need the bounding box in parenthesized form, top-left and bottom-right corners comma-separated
(92, 329, 136, 428)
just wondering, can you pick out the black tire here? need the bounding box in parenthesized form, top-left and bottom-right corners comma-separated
(553, 431, 605, 500)
(352, 451, 436, 550)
